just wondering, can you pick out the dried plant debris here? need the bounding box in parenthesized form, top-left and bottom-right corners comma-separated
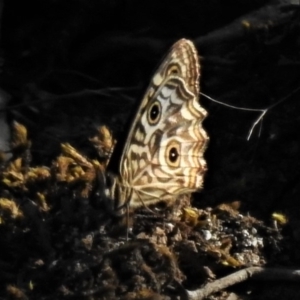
(89, 125, 116, 164)
(0, 122, 289, 299)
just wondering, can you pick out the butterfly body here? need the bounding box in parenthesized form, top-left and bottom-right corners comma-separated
(107, 39, 208, 208)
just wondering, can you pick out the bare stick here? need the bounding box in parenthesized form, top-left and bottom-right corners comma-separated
(185, 267, 300, 300)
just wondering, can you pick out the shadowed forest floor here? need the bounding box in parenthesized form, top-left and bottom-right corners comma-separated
(0, 1, 300, 299)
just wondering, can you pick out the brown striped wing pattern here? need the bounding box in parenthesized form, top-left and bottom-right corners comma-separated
(109, 39, 208, 208)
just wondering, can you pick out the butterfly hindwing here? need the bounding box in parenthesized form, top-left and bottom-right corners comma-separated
(110, 39, 208, 208)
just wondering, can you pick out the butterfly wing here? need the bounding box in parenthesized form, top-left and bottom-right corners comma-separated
(118, 39, 208, 208)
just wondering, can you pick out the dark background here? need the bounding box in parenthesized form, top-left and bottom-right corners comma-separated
(2, 0, 300, 215)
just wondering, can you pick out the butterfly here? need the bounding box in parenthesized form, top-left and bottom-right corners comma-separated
(106, 39, 208, 209)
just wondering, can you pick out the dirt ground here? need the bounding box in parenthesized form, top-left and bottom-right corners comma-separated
(0, 1, 300, 299)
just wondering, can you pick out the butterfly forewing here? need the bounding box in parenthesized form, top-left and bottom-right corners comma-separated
(109, 39, 208, 208)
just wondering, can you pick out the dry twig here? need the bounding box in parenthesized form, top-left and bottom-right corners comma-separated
(184, 267, 300, 300)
